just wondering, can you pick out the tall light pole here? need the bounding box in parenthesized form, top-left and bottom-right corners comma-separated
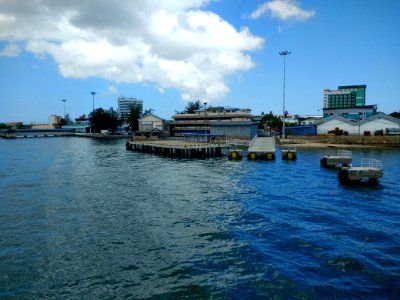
(279, 50, 291, 139)
(61, 99, 66, 118)
(91, 91, 96, 113)
(91, 91, 96, 134)
(204, 102, 207, 143)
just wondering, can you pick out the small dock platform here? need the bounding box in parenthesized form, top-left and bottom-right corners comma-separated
(281, 145, 297, 160)
(126, 139, 226, 158)
(227, 143, 243, 160)
(247, 136, 276, 160)
(339, 158, 383, 185)
(321, 150, 352, 168)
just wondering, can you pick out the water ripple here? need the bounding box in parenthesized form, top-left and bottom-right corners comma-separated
(1, 138, 399, 298)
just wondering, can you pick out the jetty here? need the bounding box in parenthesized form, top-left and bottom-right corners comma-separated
(338, 158, 383, 185)
(227, 143, 243, 160)
(126, 139, 226, 158)
(321, 150, 352, 168)
(281, 145, 297, 160)
(247, 136, 276, 160)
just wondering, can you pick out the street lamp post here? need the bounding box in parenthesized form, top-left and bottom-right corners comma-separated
(61, 99, 66, 118)
(204, 102, 207, 143)
(279, 50, 291, 139)
(91, 91, 96, 113)
(91, 91, 96, 134)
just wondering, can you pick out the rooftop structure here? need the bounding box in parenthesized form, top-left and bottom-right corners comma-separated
(323, 85, 366, 109)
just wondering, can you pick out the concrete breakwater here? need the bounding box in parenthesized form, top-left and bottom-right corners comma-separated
(279, 135, 400, 147)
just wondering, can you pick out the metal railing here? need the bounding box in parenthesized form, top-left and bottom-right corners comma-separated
(361, 158, 382, 169)
(337, 150, 352, 158)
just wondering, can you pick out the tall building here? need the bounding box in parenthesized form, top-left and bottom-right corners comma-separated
(323, 85, 366, 109)
(118, 97, 143, 117)
(323, 85, 377, 121)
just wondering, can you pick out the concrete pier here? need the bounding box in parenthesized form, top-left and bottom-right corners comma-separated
(227, 143, 243, 160)
(281, 146, 297, 160)
(321, 150, 352, 167)
(247, 136, 276, 160)
(338, 158, 383, 185)
(126, 139, 226, 158)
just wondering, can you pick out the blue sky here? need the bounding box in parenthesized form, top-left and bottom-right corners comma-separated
(1, 0, 399, 124)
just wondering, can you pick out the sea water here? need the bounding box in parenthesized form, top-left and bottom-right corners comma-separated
(1, 137, 399, 299)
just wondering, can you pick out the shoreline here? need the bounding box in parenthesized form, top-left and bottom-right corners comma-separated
(277, 135, 400, 149)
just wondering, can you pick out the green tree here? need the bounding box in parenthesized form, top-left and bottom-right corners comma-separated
(126, 103, 142, 131)
(89, 108, 122, 133)
(54, 113, 72, 128)
(389, 111, 400, 119)
(260, 112, 283, 132)
(184, 100, 203, 113)
(143, 108, 154, 115)
(0, 123, 11, 129)
(107, 107, 122, 133)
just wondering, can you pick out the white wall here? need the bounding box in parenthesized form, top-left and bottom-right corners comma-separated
(360, 118, 400, 134)
(317, 119, 357, 135)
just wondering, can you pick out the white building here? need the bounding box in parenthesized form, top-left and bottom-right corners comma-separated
(118, 97, 143, 117)
(316, 113, 400, 135)
(138, 114, 164, 132)
(48, 115, 62, 127)
(360, 113, 400, 135)
(316, 115, 358, 135)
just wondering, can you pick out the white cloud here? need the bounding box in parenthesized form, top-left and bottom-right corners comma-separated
(0, 43, 20, 57)
(103, 85, 119, 96)
(0, 0, 264, 102)
(250, 0, 315, 22)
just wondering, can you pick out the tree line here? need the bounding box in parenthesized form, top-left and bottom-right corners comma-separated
(54, 103, 144, 133)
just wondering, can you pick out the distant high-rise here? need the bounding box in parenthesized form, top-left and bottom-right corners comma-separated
(118, 97, 143, 117)
(323, 85, 366, 109)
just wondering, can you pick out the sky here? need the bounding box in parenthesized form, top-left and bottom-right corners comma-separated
(0, 0, 399, 124)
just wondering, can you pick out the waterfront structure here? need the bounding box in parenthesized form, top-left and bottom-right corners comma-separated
(62, 123, 91, 133)
(210, 121, 257, 139)
(172, 106, 255, 139)
(321, 150, 352, 168)
(126, 139, 225, 158)
(359, 113, 400, 135)
(48, 115, 62, 127)
(1, 128, 74, 137)
(118, 97, 143, 117)
(316, 113, 400, 135)
(247, 136, 276, 160)
(281, 145, 297, 160)
(338, 158, 383, 185)
(138, 114, 164, 132)
(137, 113, 169, 137)
(323, 85, 366, 109)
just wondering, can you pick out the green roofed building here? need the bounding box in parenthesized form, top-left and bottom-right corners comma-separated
(323, 85, 366, 109)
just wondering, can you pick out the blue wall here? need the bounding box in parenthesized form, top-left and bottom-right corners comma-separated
(285, 125, 316, 136)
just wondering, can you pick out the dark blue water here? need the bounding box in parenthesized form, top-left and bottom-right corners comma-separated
(1, 137, 399, 299)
